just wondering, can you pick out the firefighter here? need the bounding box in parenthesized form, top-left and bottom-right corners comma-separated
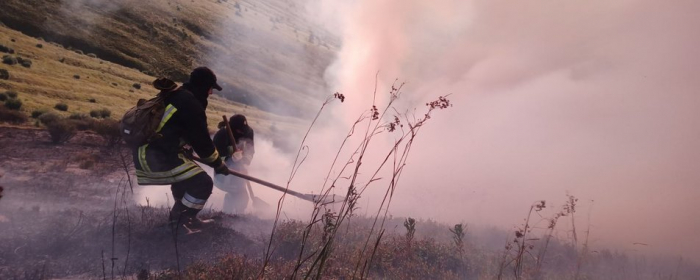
(213, 114, 255, 214)
(132, 67, 230, 231)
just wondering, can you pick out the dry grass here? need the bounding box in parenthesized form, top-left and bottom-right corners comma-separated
(0, 0, 338, 118)
(0, 25, 305, 135)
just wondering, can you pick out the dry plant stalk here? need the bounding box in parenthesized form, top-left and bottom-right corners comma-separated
(259, 76, 452, 279)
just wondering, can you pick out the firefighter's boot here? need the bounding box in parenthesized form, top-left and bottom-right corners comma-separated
(182, 209, 215, 232)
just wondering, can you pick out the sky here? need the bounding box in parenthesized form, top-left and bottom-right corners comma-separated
(136, 0, 700, 262)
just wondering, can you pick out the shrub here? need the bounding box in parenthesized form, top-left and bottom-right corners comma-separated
(87, 53, 97, 58)
(68, 113, 88, 120)
(38, 112, 61, 125)
(0, 44, 13, 54)
(6, 91, 17, 98)
(71, 119, 95, 131)
(89, 108, 111, 119)
(31, 109, 46, 118)
(111, 82, 118, 86)
(2, 55, 17, 65)
(47, 120, 76, 144)
(19, 58, 31, 68)
(0, 69, 8, 80)
(88, 98, 96, 103)
(54, 103, 68, 111)
(0, 93, 6, 101)
(0, 107, 27, 124)
(4, 98, 22, 110)
(75, 50, 84, 55)
(132, 83, 141, 89)
(36, 43, 43, 48)
(73, 74, 80, 79)
(99, 109, 111, 118)
(92, 119, 122, 145)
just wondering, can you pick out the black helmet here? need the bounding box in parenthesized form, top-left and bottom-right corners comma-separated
(229, 114, 249, 131)
(189, 67, 222, 91)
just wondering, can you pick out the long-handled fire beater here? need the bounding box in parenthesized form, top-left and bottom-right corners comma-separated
(192, 115, 342, 206)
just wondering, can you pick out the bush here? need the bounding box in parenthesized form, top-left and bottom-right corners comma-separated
(92, 119, 122, 145)
(6, 91, 17, 99)
(88, 98, 96, 103)
(0, 69, 8, 80)
(87, 53, 97, 58)
(73, 74, 80, 79)
(2, 55, 17, 65)
(90, 108, 112, 119)
(38, 112, 61, 125)
(47, 120, 76, 144)
(0, 93, 6, 101)
(36, 43, 43, 48)
(132, 83, 141, 89)
(99, 108, 111, 118)
(4, 98, 22, 110)
(89, 109, 101, 118)
(71, 119, 95, 131)
(0, 44, 13, 54)
(68, 113, 88, 120)
(0, 107, 27, 124)
(75, 50, 84, 55)
(19, 58, 31, 68)
(54, 103, 68, 111)
(31, 109, 46, 118)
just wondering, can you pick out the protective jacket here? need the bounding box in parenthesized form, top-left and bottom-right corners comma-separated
(133, 83, 222, 185)
(212, 125, 255, 165)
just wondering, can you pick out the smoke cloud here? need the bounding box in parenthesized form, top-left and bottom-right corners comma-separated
(139, 0, 700, 263)
(286, 0, 700, 262)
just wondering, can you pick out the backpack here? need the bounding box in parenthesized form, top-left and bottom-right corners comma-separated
(120, 78, 177, 148)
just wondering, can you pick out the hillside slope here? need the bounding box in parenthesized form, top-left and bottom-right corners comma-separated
(0, 0, 339, 117)
(0, 25, 306, 136)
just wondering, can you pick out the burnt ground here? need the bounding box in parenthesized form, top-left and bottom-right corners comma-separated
(0, 125, 271, 279)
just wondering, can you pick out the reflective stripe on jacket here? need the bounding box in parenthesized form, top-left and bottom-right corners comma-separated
(132, 84, 222, 185)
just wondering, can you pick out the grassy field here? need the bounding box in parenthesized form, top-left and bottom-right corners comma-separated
(0, 0, 338, 118)
(0, 24, 306, 136)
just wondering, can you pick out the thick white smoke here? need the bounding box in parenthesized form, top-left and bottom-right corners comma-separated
(295, 0, 700, 262)
(135, 0, 700, 263)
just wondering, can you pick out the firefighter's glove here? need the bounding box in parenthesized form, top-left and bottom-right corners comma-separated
(182, 145, 194, 159)
(214, 162, 230, 175)
(231, 151, 244, 162)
